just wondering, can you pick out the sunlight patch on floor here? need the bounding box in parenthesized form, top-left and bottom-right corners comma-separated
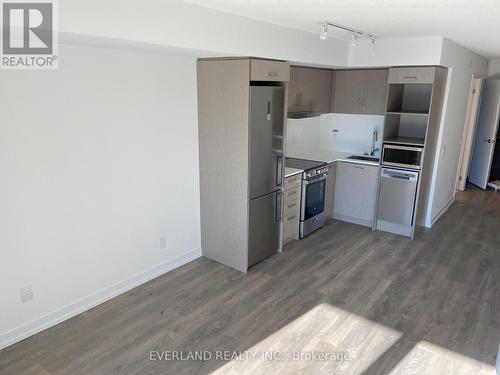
(388, 340, 496, 375)
(211, 303, 402, 374)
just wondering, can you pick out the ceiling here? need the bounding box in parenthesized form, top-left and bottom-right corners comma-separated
(187, 0, 500, 59)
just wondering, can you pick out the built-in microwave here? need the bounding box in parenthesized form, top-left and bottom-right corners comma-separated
(382, 144, 423, 170)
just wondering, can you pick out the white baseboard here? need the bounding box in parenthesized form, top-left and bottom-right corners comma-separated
(332, 213, 373, 228)
(429, 198, 454, 227)
(0, 248, 201, 350)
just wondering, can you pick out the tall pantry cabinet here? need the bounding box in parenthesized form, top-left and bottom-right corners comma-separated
(197, 57, 290, 273)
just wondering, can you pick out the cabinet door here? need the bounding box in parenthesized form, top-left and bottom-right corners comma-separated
(388, 67, 435, 84)
(250, 59, 290, 82)
(288, 67, 333, 113)
(363, 69, 389, 115)
(333, 70, 365, 114)
(282, 210, 299, 243)
(288, 67, 300, 112)
(324, 163, 336, 218)
(333, 162, 379, 226)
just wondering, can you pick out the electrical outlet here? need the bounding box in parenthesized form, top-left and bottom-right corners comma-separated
(160, 235, 167, 249)
(20, 285, 34, 303)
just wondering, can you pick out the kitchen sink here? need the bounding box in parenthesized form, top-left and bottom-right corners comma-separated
(347, 155, 380, 162)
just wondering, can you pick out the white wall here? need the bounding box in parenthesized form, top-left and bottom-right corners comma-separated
(348, 37, 443, 67)
(488, 59, 500, 78)
(58, 0, 349, 68)
(0, 44, 201, 348)
(427, 38, 488, 224)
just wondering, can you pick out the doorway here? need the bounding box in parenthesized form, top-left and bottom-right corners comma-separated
(468, 79, 500, 189)
(488, 120, 500, 186)
(456, 77, 484, 191)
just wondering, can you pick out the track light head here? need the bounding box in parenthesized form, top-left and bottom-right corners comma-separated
(320, 22, 329, 40)
(369, 36, 376, 51)
(351, 33, 359, 47)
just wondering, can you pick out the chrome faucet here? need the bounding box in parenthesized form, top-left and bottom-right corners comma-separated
(370, 129, 379, 156)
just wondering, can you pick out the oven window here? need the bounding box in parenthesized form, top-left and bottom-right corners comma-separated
(383, 147, 422, 166)
(305, 179, 325, 220)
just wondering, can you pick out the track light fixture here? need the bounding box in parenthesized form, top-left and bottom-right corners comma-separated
(320, 21, 377, 51)
(320, 22, 328, 40)
(369, 36, 376, 51)
(351, 33, 359, 47)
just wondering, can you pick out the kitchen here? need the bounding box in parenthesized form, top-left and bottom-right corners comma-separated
(198, 58, 447, 272)
(3, 2, 500, 374)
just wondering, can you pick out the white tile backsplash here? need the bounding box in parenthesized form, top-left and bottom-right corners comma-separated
(286, 113, 384, 157)
(286, 117, 321, 156)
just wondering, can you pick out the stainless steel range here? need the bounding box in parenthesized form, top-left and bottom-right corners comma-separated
(285, 158, 328, 238)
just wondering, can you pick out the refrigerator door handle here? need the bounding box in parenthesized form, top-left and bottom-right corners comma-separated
(267, 101, 271, 121)
(275, 191, 283, 223)
(276, 156, 283, 187)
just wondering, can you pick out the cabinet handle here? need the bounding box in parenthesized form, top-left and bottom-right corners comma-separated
(403, 76, 418, 80)
(268, 71, 279, 77)
(353, 165, 364, 170)
(362, 98, 366, 111)
(287, 190, 297, 196)
(287, 215, 296, 221)
(356, 98, 361, 111)
(275, 192, 283, 223)
(287, 203, 297, 209)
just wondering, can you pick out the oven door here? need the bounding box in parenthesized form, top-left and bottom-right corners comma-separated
(301, 175, 327, 221)
(382, 144, 423, 170)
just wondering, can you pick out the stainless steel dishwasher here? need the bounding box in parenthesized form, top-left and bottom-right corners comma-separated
(376, 168, 419, 238)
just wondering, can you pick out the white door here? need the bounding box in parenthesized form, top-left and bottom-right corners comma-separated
(456, 78, 483, 191)
(469, 80, 500, 189)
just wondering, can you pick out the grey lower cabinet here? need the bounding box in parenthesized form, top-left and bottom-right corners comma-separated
(324, 162, 336, 218)
(333, 161, 379, 227)
(282, 174, 302, 244)
(333, 69, 388, 115)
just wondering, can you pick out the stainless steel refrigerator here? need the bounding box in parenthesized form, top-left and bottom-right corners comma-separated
(248, 85, 285, 267)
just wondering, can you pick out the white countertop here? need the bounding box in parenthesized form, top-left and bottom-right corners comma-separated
(285, 167, 303, 178)
(287, 149, 381, 167)
(287, 150, 352, 164)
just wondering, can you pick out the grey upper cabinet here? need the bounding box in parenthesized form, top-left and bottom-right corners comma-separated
(388, 67, 435, 84)
(288, 66, 334, 114)
(333, 69, 388, 115)
(250, 59, 290, 82)
(332, 70, 365, 114)
(363, 69, 389, 115)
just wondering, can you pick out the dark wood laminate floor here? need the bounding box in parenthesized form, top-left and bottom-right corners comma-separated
(1, 186, 500, 374)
